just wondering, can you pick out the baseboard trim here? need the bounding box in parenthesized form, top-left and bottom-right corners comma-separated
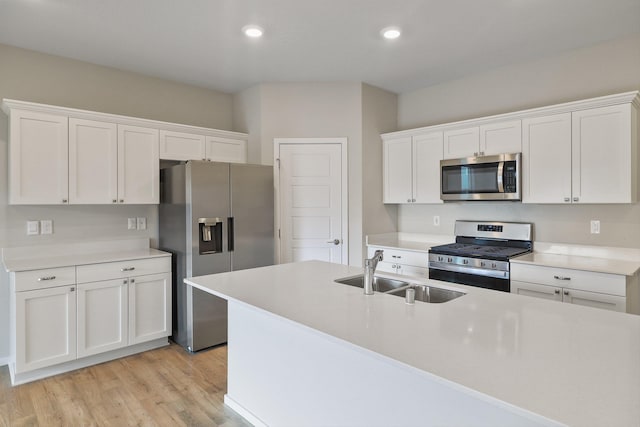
(224, 394, 267, 427)
(9, 338, 169, 386)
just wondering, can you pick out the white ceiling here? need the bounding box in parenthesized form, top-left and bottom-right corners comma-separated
(0, 0, 639, 94)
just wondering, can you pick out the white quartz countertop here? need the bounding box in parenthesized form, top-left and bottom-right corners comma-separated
(186, 261, 640, 427)
(511, 252, 640, 276)
(3, 248, 170, 272)
(366, 233, 453, 253)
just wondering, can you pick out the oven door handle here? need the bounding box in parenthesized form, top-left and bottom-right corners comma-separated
(429, 263, 509, 279)
(497, 161, 505, 193)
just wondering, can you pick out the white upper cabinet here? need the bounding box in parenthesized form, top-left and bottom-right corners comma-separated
(443, 120, 522, 159)
(413, 132, 444, 203)
(159, 131, 247, 163)
(118, 125, 159, 204)
(159, 130, 206, 161)
(383, 137, 412, 203)
(69, 118, 118, 204)
(443, 127, 479, 159)
(572, 104, 636, 204)
(9, 109, 69, 204)
(205, 136, 247, 163)
(383, 132, 443, 204)
(479, 120, 522, 155)
(522, 113, 572, 203)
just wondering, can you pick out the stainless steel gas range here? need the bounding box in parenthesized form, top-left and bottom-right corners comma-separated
(428, 221, 533, 292)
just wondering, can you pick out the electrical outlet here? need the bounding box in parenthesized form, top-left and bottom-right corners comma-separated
(433, 216, 440, 226)
(137, 217, 147, 230)
(26, 220, 40, 236)
(128, 218, 137, 230)
(590, 220, 600, 234)
(40, 220, 53, 235)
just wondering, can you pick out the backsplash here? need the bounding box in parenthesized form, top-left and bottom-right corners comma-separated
(398, 202, 640, 249)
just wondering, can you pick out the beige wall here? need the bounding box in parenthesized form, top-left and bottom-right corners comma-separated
(0, 44, 234, 359)
(361, 84, 398, 248)
(233, 82, 367, 265)
(396, 33, 640, 249)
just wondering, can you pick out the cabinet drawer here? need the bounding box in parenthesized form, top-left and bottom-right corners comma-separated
(368, 246, 428, 268)
(14, 267, 76, 292)
(510, 263, 625, 296)
(76, 257, 170, 283)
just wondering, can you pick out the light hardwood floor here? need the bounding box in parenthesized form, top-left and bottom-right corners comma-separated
(0, 344, 251, 427)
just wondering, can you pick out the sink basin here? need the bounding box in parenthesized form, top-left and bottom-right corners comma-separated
(387, 284, 465, 303)
(334, 275, 409, 293)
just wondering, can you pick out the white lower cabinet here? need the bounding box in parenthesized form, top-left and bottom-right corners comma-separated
(367, 246, 429, 279)
(511, 263, 631, 313)
(9, 255, 171, 383)
(14, 285, 77, 374)
(77, 279, 128, 358)
(128, 273, 171, 345)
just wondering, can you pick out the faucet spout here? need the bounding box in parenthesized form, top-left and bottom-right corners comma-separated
(363, 250, 384, 295)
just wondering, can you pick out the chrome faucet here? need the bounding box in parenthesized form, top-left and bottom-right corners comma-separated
(363, 250, 384, 295)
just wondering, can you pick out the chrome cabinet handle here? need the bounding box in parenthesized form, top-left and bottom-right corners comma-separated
(564, 197, 570, 202)
(121, 267, 135, 272)
(327, 239, 340, 245)
(112, 199, 117, 203)
(573, 197, 579, 202)
(70, 287, 75, 292)
(38, 276, 56, 281)
(119, 199, 124, 203)
(411, 198, 416, 202)
(407, 198, 411, 203)
(62, 199, 68, 203)
(554, 275, 571, 281)
(554, 289, 560, 295)
(130, 279, 135, 283)
(563, 290, 569, 296)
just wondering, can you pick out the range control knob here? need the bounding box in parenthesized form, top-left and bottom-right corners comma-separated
(463, 259, 469, 265)
(480, 261, 486, 267)
(492, 263, 497, 269)
(447, 257, 452, 263)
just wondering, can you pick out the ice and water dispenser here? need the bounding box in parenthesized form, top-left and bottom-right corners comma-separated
(198, 217, 223, 254)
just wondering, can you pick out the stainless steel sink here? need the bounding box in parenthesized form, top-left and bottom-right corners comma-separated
(334, 275, 409, 293)
(386, 284, 465, 303)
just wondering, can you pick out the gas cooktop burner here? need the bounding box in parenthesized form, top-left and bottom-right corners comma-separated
(429, 243, 530, 261)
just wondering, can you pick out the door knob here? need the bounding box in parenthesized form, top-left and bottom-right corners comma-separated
(327, 239, 341, 245)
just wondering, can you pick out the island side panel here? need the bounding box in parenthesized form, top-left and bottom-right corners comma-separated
(225, 301, 562, 427)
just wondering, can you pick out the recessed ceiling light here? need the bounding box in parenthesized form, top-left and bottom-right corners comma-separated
(242, 25, 264, 38)
(381, 27, 401, 40)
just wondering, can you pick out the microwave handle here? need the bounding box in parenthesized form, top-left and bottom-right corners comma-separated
(497, 161, 505, 193)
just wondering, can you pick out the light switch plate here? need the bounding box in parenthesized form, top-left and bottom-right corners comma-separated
(433, 216, 440, 226)
(40, 220, 53, 235)
(137, 217, 147, 230)
(590, 220, 600, 234)
(128, 218, 137, 230)
(27, 220, 40, 236)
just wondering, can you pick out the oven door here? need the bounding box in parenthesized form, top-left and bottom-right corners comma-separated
(440, 153, 520, 201)
(429, 265, 510, 292)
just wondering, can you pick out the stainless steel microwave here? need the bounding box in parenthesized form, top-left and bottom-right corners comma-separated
(440, 153, 521, 201)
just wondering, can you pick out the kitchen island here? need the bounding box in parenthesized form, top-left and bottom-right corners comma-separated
(185, 261, 640, 427)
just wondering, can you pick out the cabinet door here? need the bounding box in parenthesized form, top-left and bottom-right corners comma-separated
(572, 104, 635, 203)
(69, 118, 118, 204)
(479, 120, 522, 155)
(412, 132, 443, 203)
(9, 109, 69, 205)
(159, 130, 206, 161)
(128, 273, 171, 345)
(77, 279, 128, 358)
(511, 280, 562, 302)
(15, 285, 76, 373)
(562, 289, 626, 312)
(521, 113, 572, 203)
(383, 137, 413, 203)
(205, 136, 247, 163)
(442, 127, 479, 159)
(117, 125, 159, 204)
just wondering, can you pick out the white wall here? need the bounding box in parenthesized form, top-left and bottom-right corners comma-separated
(396, 33, 640, 248)
(0, 43, 234, 360)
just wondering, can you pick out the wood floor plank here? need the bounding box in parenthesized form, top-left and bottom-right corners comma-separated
(0, 344, 251, 427)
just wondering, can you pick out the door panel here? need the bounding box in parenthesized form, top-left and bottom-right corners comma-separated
(279, 143, 343, 263)
(230, 164, 275, 271)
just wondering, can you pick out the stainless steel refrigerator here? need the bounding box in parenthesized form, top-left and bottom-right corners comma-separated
(159, 161, 274, 352)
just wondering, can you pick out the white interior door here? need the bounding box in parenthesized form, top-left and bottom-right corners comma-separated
(277, 140, 346, 264)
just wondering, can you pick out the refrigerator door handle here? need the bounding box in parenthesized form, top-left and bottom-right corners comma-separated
(228, 217, 235, 252)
